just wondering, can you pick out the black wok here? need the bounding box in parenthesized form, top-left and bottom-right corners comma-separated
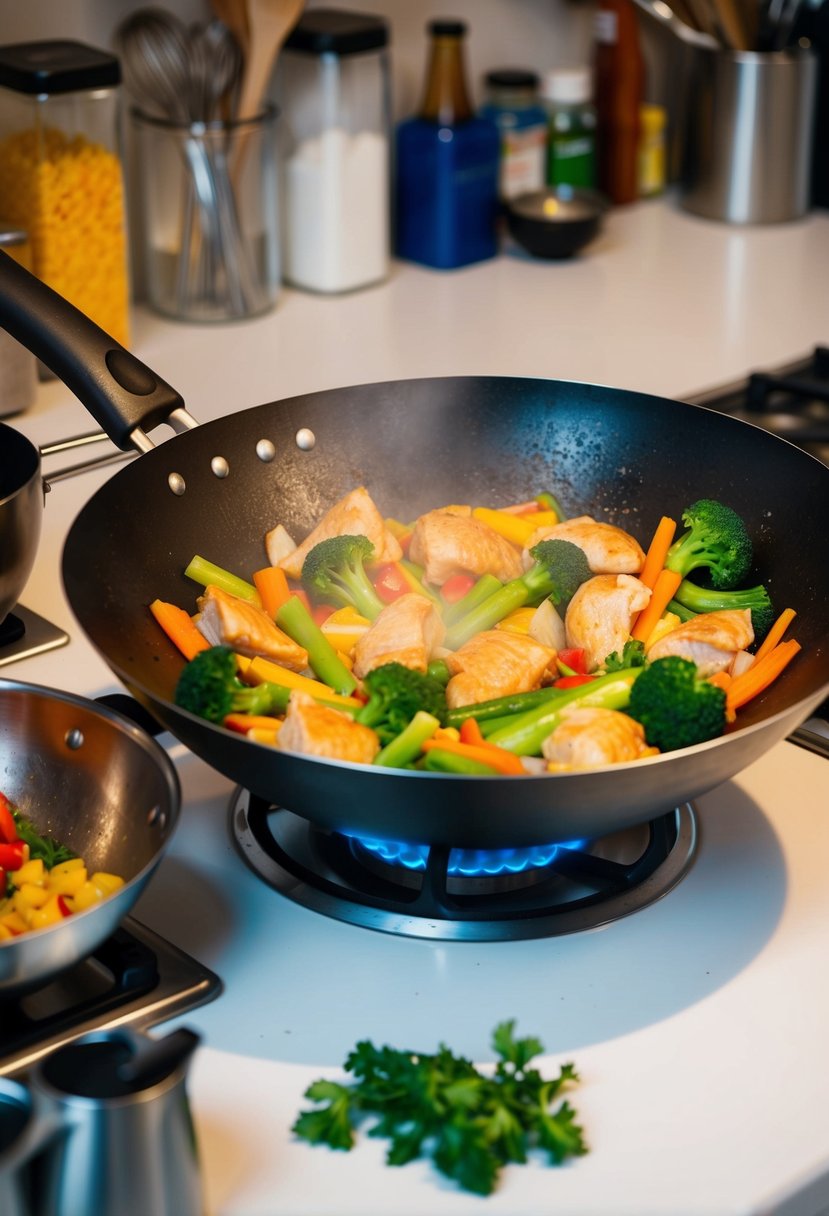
(0, 250, 827, 850)
(0, 679, 180, 997)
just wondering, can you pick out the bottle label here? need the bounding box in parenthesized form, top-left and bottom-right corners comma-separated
(594, 9, 618, 42)
(549, 133, 596, 188)
(499, 124, 547, 199)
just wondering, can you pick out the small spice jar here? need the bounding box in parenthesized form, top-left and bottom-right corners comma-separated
(542, 67, 597, 189)
(638, 103, 667, 198)
(0, 41, 130, 346)
(479, 70, 548, 201)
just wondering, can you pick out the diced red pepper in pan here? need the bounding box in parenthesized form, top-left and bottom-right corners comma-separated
(0, 868, 5, 898)
(373, 563, 409, 604)
(553, 674, 597, 689)
(0, 840, 29, 870)
(557, 647, 588, 676)
(311, 603, 336, 626)
(440, 573, 477, 604)
(57, 895, 74, 918)
(0, 792, 18, 844)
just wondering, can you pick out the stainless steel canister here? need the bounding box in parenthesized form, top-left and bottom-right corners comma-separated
(679, 47, 817, 223)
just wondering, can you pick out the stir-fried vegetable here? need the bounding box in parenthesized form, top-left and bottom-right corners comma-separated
(158, 488, 801, 776)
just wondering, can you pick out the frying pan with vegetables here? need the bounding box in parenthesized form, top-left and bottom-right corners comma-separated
(0, 249, 827, 850)
(0, 679, 179, 997)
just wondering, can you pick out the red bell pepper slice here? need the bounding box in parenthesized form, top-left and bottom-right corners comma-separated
(0, 840, 28, 870)
(440, 573, 477, 605)
(57, 895, 74, 918)
(311, 603, 335, 626)
(373, 562, 409, 605)
(0, 868, 5, 898)
(557, 647, 588, 675)
(553, 674, 597, 689)
(0, 792, 18, 845)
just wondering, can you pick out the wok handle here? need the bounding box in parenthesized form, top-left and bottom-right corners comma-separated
(0, 250, 191, 452)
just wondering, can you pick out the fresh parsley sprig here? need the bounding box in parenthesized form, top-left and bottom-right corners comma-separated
(11, 808, 76, 869)
(292, 1019, 587, 1195)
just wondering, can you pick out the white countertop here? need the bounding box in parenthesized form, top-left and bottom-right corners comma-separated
(6, 194, 829, 1216)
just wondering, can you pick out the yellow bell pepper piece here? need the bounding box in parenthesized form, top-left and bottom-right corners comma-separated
(0, 910, 28, 935)
(384, 517, 413, 540)
(12, 883, 50, 912)
(495, 607, 536, 636)
(0, 921, 14, 939)
(28, 895, 65, 930)
(14, 858, 46, 887)
(90, 872, 125, 896)
(644, 612, 682, 652)
(241, 656, 362, 708)
(73, 880, 106, 911)
(46, 865, 89, 896)
(321, 607, 371, 653)
(247, 727, 282, 746)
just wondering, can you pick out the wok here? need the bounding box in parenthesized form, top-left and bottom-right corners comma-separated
(0, 679, 180, 997)
(0, 250, 827, 850)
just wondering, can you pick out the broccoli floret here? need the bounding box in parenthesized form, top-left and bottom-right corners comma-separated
(301, 535, 385, 620)
(174, 645, 287, 724)
(672, 579, 775, 642)
(627, 656, 726, 752)
(356, 661, 447, 745)
(603, 639, 646, 672)
(445, 539, 591, 649)
(664, 499, 753, 590)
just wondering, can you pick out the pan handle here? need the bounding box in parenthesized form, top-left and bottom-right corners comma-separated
(0, 250, 198, 452)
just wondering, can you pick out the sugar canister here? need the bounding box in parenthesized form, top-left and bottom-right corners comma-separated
(279, 9, 390, 294)
(0, 41, 130, 346)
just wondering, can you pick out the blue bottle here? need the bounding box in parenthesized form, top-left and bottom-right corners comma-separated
(395, 21, 500, 270)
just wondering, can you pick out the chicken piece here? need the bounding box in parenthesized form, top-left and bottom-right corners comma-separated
(409, 509, 523, 586)
(565, 574, 651, 672)
(646, 609, 754, 677)
(275, 691, 380, 764)
(523, 516, 645, 575)
(196, 585, 308, 670)
(277, 487, 402, 580)
(353, 593, 446, 679)
(444, 630, 556, 708)
(542, 707, 659, 769)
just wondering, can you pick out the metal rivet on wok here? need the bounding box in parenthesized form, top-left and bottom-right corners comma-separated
(295, 428, 316, 451)
(256, 439, 276, 462)
(65, 728, 84, 750)
(211, 456, 230, 478)
(168, 472, 186, 496)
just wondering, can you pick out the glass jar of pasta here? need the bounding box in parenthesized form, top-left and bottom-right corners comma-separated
(0, 41, 130, 347)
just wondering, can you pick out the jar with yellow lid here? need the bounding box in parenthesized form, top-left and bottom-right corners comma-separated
(0, 41, 130, 347)
(638, 103, 667, 199)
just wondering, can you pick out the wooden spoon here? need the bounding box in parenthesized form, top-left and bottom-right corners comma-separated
(211, 0, 251, 61)
(235, 0, 305, 121)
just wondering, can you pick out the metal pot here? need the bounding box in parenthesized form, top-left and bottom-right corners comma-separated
(0, 423, 42, 626)
(0, 679, 180, 997)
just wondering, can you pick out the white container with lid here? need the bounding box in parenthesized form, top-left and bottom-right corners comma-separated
(279, 8, 390, 294)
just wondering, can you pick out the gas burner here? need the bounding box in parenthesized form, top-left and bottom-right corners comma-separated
(230, 789, 698, 941)
(689, 346, 829, 465)
(0, 605, 68, 668)
(0, 920, 222, 1078)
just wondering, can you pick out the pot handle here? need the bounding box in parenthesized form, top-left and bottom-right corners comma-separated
(0, 251, 198, 453)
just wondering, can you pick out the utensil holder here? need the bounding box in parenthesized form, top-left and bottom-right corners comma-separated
(131, 107, 280, 321)
(678, 47, 817, 223)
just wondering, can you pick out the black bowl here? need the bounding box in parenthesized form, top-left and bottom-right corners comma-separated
(505, 186, 605, 259)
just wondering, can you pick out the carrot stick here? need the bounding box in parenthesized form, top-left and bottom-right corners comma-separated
(727, 639, 802, 713)
(149, 599, 209, 661)
(631, 568, 683, 642)
(707, 671, 733, 692)
(752, 608, 797, 664)
(420, 737, 525, 775)
(253, 566, 291, 619)
(638, 516, 677, 589)
(459, 717, 487, 746)
(224, 713, 285, 733)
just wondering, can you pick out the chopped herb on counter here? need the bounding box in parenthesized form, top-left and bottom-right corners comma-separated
(292, 1019, 587, 1195)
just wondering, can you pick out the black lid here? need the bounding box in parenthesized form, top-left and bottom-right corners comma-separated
(284, 9, 388, 55)
(0, 40, 120, 95)
(485, 69, 539, 90)
(429, 20, 467, 37)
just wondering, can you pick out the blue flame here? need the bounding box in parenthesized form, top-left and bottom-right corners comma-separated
(347, 835, 585, 876)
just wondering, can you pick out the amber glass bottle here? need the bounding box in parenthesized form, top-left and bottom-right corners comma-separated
(593, 0, 645, 205)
